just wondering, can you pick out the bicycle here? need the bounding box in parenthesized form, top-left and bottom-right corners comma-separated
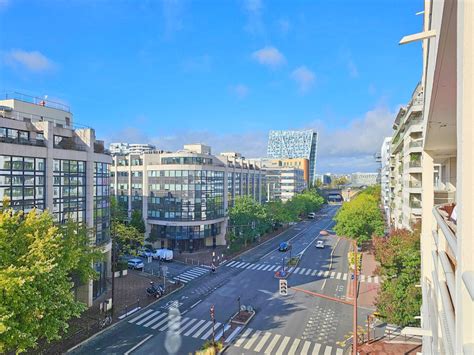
(99, 314, 112, 329)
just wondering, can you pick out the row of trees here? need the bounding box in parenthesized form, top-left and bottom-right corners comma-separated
(373, 225, 422, 326)
(333, 186, 385, 245)
(228, 189, 325, 247)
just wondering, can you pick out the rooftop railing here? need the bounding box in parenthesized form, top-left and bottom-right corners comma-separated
(2, 91, 71, 112)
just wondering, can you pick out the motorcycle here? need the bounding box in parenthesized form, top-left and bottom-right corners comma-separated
(146, 282, 164, 298)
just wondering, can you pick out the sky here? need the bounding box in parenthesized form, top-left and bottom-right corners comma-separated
(0, 0, 423, 173)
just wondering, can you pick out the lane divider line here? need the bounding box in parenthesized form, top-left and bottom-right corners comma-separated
(124, 334, 154, 355)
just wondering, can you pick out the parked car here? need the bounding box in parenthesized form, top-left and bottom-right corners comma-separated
(127, 258, 145, 270)
(139, 248, 155, 258)
(152, 248, 174, 261)
(278, 242, 291, 252)
(315, 240, 325, 249)
(308, 212, 316, 219)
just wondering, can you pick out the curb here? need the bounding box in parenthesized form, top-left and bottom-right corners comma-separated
(67, 283, 185, 353)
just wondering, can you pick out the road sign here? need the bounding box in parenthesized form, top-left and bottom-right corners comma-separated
(351, 273, 354, 280)
(162, 265, 168, 275)
(279, 280, 288, 296)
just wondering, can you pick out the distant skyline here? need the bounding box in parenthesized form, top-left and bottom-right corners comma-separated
(0, 0, 423, 173)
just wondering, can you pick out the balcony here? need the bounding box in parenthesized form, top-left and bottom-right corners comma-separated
(409, 140, 423, 148)
(0, 135, 46, 147)
(409, 160, 422, 168)
(53, 136, 87, 151)
(409, 181, 422, 188)
(410, 199, 422, 209)
(94, 141, 111, 155)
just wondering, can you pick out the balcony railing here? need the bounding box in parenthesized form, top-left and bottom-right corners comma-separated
(409, 140, 423, 148)
(3, 91, 71, 112)
(0, 135, 46, 147)
(54, 138, 87, 151)
(409, 160, 421, 168)
(410, 200, 422, 209)
(409, 181, 422, 188)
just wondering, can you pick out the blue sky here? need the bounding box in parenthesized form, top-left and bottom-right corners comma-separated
(0, 0, 423, 173)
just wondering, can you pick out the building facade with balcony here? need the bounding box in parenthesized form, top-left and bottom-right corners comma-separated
(109, 142, 156, 155)
(110, 144, 264, 252)
(388, 83, 424, 230)
(267, 129, 318, 185)
(399, 0, 474, 353)
(380, 137, 392, 222)
(0, 93, 112, 306)
(262, 167, 306, 202)
(350, 172, 378, 187)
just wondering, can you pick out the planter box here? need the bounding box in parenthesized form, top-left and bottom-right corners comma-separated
(230, 310, 255, 326)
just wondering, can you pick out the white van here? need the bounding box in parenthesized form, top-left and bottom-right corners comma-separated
(152, 248, 174, 261)
(308, 212, 316, 219)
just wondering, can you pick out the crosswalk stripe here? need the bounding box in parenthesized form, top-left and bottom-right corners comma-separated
(226, 326, 242, 343)
(151, 315, 175, 330)
(275, 335, 291, 354)
(178, 275, 195, 281)
(262, 265, 271, 271)
(304, 269, 311, 275)
(343, 273, 348, 280)
(136, 311, 160, 325)
(250, 264, 260, 270)
(368, 276, 373, 283)
(128, 309, 153, 323)
(257, 264, 266, 270)
(159, 316, 185, 331)
(288, 338, 301, 354)
(324, 345, 332, 355)
(234, 328, 253, 347)
(374, 276, 379, 283)
(336, 272, 342, 279)
(184, 319, 205, 336)
(227, 261, 238, 267)
(324, 271, 330, 277)
(243, 330, 261, 349)
(192, 321, 213, 338)
(179, 279, 189, 283)
(245, 263, 254, 269)
(294, 267, 301, 273)
(311, 270, 318, 276)
(254, 332, 272, 352)
(336, 348, 344, 355)
(176, 318, 197, 334)
(312, 343, 321, 354)
(187, 269, 207, 276)
(215, 324, 230, 341)
(361, 275, 366, 282)
(264, 334, 281, 354)
(201, 322, 221, 339)
(143, 312, 167, 328)
(299, 268, 307, 274)
(240, 263, 250, 268)
(234, 262, 244, 268)
(301, 340, 311, 355)
(330, 271, 336, 278)
(318, 270, 324, 277)
(270, 265, 279, 271)
(288, 267, 295, 273)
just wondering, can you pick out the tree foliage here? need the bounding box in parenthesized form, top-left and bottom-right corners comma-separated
(0, 206, 102, 353)
(333, 187, 384, 244)
(113, 221, 145, 256)
(130, 209, 146, 234)
(373, 224, 421, 326)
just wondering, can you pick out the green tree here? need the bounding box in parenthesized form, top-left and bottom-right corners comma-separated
(229, 196, 269, 246)
(113, 222, 144, 256)
(334, 191, 384, 244)
(130, 209, 146, 234)
(0, 205, 101, 354)
(373, 225, 421, 326)
(264, 200, 294, 226)
(286, 190, 325, 218)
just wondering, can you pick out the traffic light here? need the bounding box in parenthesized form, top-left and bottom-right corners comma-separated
(279, 280, 288, 296)
(210, 305, 215, 320)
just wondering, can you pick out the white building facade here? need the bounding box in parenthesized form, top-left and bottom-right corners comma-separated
(380, 137, 392, 222)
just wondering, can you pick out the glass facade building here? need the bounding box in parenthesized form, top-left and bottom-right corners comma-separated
(267, 130, 318, 185)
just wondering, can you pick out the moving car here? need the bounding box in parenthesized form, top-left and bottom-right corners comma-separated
(315, 240, 325, 249)
(127, 258, 145, 270)
(139, 247, 155, 258)
(308, 212, 316, 219)
(278, 242, 291, 252)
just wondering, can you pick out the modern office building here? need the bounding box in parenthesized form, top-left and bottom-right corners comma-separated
(267, 129, 318, 185)
(263, 168, 306, 202)
(350, 172, 378, 187)
(399, 1, 474, 353)
(0, 92, 112, 306)
(109, 142, 156, 155)
(110, 144, 264, 252)
(248, 157, 309, 185)
(388, 83, 424, 230)
(323, 173, 332, 185)
(380, 137, 392, 222)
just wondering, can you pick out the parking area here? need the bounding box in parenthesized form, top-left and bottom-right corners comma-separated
(126, 255, 197, 280)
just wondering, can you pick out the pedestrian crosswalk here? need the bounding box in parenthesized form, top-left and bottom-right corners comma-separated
(224, 261, 380, 284)
(228, 327, 344, 355)
(173, 267, 209, 283)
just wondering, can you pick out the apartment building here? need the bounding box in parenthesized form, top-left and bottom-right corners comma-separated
(399, 0, 474, 353)
(388, 83, 424, 230)
(380, 137, 392, 222)
(249, 157, 309, 185)
(0, 92, 112, 306)
(109, 142, 156, 155)
(263, 167, 306, 202)
(110, 144, 264, 252)
(267, 130, 318, 185)
(350, 172, 378, 187)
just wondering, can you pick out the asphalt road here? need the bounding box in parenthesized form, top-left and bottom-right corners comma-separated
(70, 204, 384, 355)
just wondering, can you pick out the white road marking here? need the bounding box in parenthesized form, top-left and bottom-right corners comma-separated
(192, 321, 213, 338)
(151, 315, 175, 330)
(300, 340, 311, 355)
(324, 271, 330, 277)
(343, 273, 348, 280)
(312, 343, 321, 354)
(268, 265, 277, 271)
(234, 262, 245, 268)
(262, 265, 271, 271)
(375, 276, 380, 283)
(336, 272, 342, 279)
(318, 270, 324, 277)
(190, 300, 202, 309)
(294, 267, 301, 273)
(311, 270, 318, 276)
(299, 268, 307, 274)
(128, 309, 153, 323)
(264, 334, 281, 354)
(215, 324, 231, 341)
(124, 334, 154, 355)
(227, 261, 238, 266)
(234, 328, 253, 347)
(336, 348, 344, 355)
(330, 271, 336, 278)
(250, 264, 260, 270)
(176, 318, 197, 334)
(305, 269, 312, 275)
(361, 275, 366, 282)
(225, 326, 242, 343)
(254, 332, 272, 352)
(243, 330, 261, 349)
(275, 336, 291, 355)
(143, 312, 167, 328)
(324, 345, 333, 355)
(257, 264, 266, 270)
(287, 338, 301, 354)
(201, 322, 221, 339)
(184, 319, 205, 336)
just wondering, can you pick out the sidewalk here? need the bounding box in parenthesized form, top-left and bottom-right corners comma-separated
(358, 243, 379, 309)
(358, 337, 422, 354)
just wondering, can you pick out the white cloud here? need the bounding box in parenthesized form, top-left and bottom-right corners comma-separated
(242, 0, 264, 35)
(291, 66, 316, 92)
(252, 46, 286, 68)
(229, 84, 249, 99)
(347, 59, 359, 78)
(4, 50, 55, 72)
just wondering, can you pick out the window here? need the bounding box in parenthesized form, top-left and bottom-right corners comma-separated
(94, 162, 110, 245)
